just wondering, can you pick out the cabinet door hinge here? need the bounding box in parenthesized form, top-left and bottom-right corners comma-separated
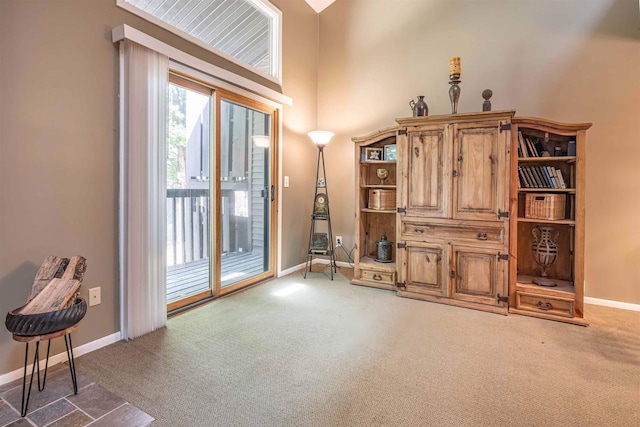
(397, 243, 406, 249)
(499, 123, 512, 132)
(396, 281, 406, 289)
(397, 129, 407, 136)
(497, 294, 509, 303)
(498, 253, 509, 261)
(397, 207, 406, 214)
(498, 210, 510, 219)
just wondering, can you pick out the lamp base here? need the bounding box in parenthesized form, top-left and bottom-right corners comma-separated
(532, 277, 557, 287)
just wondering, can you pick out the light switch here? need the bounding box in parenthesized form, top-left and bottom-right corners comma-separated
(284, 176, 290, 187)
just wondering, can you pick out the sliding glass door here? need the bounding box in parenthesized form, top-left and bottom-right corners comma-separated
(166, 76, 213, 310)
(218, 98, 273, 290)
(166, 76, 278, 310)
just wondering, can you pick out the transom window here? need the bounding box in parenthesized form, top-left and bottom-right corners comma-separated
(117, 0, 281, 82)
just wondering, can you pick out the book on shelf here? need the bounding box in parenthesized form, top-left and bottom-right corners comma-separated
(523, 166, 539, 188)
(555, 167, 567, 189)
(533, 139, 545, 157)
(518, 132, 529, 158)
(541, 166, 555, 188)
(518, 166, 530, 188)
(545, 166, 559, 188)
(532, 166, 547, 187)
(526, 136, 539, 157)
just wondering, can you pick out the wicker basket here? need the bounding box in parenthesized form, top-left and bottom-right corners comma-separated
(525, 193, 566, 220)
(368, 189, 395, 210)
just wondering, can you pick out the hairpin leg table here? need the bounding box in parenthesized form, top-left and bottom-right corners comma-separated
(12, 323, 80, 417)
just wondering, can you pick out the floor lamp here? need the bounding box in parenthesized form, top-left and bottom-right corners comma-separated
(304, 130, 337, 279)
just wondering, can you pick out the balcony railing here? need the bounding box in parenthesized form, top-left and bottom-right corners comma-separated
(167, 188, 209, 267)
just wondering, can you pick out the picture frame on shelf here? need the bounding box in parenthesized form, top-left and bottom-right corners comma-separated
(384, 144, 397, 161)
(365, 147, 383, 161)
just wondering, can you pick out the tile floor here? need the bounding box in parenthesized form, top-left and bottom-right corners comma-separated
(0, 364, 153, 426)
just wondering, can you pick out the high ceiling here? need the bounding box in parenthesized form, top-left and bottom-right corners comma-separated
(304, 0, 337, 13)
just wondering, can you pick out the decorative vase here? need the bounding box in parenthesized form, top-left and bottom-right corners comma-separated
(409, 96, 428, 117)
(449, 74, 461, 114)
(376, 168, 389, 185)
(531, 226, 559, 287)
(375, 235, 393, 263)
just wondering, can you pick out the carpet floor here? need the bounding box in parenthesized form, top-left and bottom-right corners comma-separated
(76, 268, 640, 426)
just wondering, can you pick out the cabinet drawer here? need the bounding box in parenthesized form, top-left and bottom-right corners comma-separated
(401, 221, 504, 244)
(361, 269, 395, 286)
(516, 292, 574, 318)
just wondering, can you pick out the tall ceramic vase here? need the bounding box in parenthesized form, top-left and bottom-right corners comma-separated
(531, 225, 559, 287)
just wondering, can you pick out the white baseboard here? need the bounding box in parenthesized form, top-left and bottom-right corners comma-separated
(313, 258, 353, 269)
(0, 331, 122, 386)
(278, 261, 306, 277)
(584, 297, 640, 312)
(278, 259, 354, 277)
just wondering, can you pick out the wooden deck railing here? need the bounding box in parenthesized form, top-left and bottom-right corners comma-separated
(167, 188, 209, 267)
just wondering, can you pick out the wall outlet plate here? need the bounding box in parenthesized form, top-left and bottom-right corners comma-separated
(89, 287, 101, 307)
(336, 236, 342, 246)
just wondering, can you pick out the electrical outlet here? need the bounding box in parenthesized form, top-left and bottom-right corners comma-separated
(89, 287, 101, 307)
(336, 236, 342, 246)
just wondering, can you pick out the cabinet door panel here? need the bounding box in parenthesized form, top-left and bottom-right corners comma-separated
(453, 123, 508, 221)
(404, 126, 451, 218)
(451, 245, 507, 311)
(404, 242, 448, 296)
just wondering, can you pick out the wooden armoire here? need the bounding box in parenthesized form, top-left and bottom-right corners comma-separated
(352, 111, 590, 325)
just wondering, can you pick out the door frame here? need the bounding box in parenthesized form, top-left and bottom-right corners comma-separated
(166, 71, 280, 309)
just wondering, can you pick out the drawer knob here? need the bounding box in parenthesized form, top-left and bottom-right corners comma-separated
(372, 274, 382, 281)
(536, 301, 553, 311)
(414, 228, 424, 234)
(476, 233, 488, 240)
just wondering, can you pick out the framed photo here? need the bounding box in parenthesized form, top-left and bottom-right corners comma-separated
(384, 144, 397, 161)
(365, 147, 383, 161)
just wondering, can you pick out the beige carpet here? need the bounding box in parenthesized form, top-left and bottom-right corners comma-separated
(76, 268, 640, 426)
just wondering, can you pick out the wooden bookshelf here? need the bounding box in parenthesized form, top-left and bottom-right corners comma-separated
(510, 117, 591, 325)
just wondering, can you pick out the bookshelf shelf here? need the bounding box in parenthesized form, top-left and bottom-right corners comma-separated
(518, 188, 576, 194)
(518, 156, 576, 164)
(360, 184, 397, 189)
(361, 208, 395, 214)
(517, 217, 575, 226)
(361, 160, 396, 165)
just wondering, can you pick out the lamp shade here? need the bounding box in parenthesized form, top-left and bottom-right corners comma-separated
(307, 130, 334, 147)
(252, 135, 270, 148)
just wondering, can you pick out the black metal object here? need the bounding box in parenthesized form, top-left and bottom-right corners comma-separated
(18, 331, 78, 417)
(6, 299, 87, 336)
(375, 235, 393, 263)
(497, 294, 509, 304)
(482, 89, 493, 112)
(304, 146, 337, 279)
(499, 122, 512, 132)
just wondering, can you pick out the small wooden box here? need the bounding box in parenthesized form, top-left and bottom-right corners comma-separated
(368, 189, 395, 210)
(525, 193, 566, 220)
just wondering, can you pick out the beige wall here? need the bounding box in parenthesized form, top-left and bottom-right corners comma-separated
(0, 0, 318, 375)
(318, 0, 640, 304)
